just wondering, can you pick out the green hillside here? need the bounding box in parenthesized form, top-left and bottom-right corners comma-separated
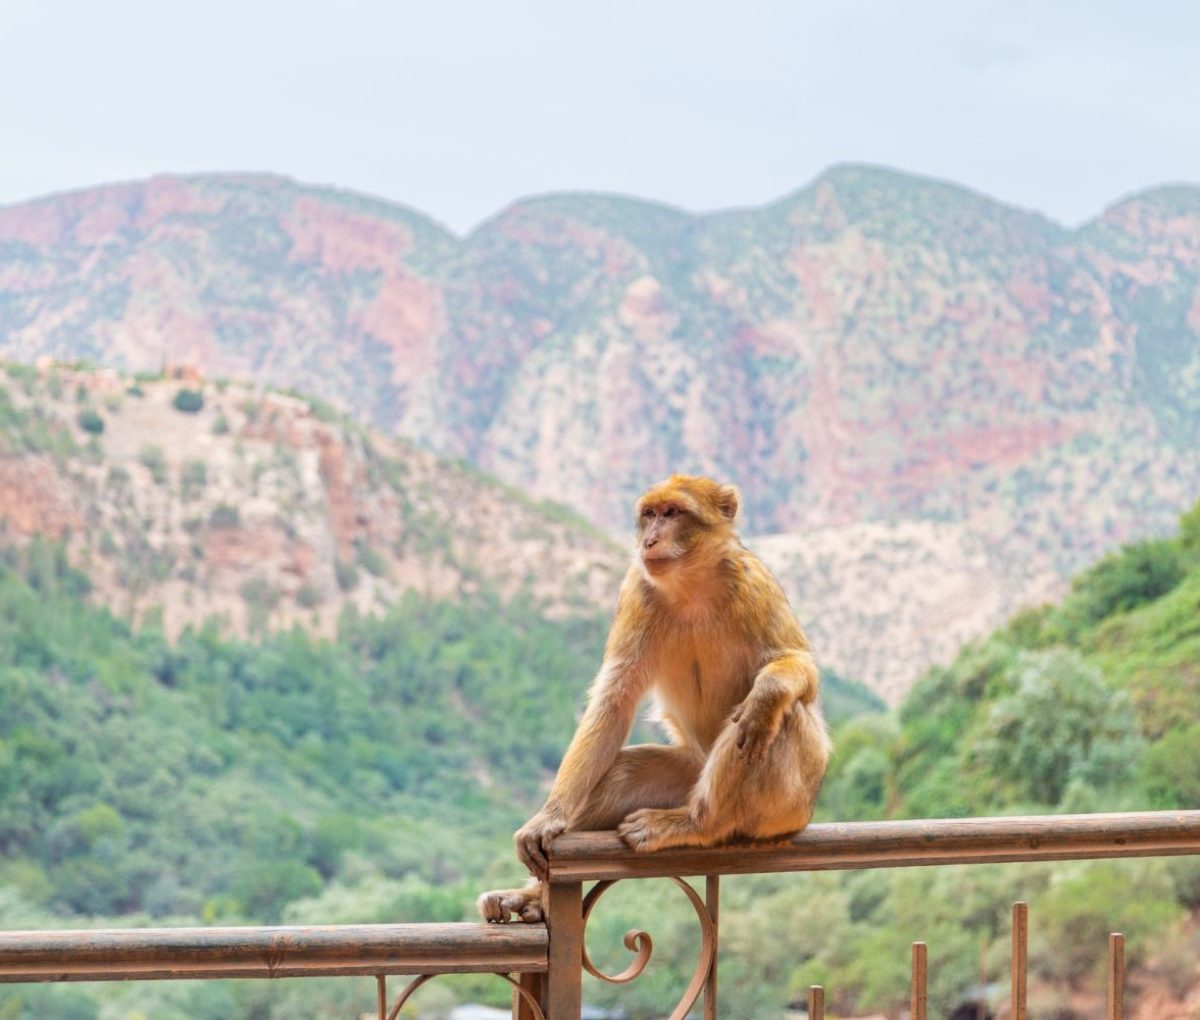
(805, 497, 1200, 1017)
(0, 537, 880, 1019)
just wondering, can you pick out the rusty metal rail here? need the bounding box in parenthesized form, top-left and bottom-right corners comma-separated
(0, 922, 547, 984)
(538, 810, 1200, 1018)
(2, 811, 1199, 1019)
(548, 809, 1200, 881)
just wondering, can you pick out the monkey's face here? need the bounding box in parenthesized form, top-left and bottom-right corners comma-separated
(637, 503, 700, 569)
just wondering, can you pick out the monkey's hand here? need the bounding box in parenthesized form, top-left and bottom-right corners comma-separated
(731, 690, 788, 763)
(514, 808, 567, 879)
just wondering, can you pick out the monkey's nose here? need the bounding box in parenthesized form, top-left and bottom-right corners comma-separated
(643, 537, 658, 549)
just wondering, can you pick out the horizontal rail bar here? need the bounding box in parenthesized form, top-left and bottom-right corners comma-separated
(0, 923, 547, 984)
(548, 810, 1200, 882)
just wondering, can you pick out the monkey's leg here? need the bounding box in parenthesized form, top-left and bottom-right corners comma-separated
(619, 705, 830, 852)
(569, 743, 703, 829)
(478, 745, 701, 922)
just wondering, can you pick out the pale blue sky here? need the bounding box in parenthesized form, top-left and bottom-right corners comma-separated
(1, 0, 1198, 233)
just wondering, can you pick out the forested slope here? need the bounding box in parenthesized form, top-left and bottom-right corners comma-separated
(0, 539, 879, 1020)
(805, 497, 1200, 1018)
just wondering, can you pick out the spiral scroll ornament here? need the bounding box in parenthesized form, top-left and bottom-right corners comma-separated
(581, 877, 717, 1020)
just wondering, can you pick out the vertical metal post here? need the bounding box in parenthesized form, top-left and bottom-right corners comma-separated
(911, 941, 927, 1020)
(547, 881, 583, 1020)
(807, 984, 824, 1020)
(703, 875, 719, 1020)
(1011, 901, 1027, 1020)
(1107, 933, 1125, 1020)
(376, 974, 387, 1020)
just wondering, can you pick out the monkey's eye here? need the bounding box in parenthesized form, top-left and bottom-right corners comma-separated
(664, 506, 678, 518)
(642, 507, 654, 519)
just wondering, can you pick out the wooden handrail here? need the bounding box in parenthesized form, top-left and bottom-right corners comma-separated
(547, 810, 1200, 882)
(0, 922, 547, 983)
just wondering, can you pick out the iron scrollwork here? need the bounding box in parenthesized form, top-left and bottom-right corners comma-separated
(581, 877, 717, 1020)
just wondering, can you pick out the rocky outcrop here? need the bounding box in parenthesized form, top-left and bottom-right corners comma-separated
(0, 366, 625, 640)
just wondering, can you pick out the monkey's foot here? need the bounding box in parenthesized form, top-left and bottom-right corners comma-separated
(617, 807, 698, 853)
(477, 886, 544, 924)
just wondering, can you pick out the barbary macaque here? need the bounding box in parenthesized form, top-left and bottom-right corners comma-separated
(479, 474, 830, 923)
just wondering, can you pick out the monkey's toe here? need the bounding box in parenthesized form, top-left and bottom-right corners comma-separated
(477, 891, 510, 923)
(477, 888, 544, 924)
(518, 901, 545, 923)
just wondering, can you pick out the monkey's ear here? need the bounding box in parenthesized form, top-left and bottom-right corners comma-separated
(715, 484, 740, 521)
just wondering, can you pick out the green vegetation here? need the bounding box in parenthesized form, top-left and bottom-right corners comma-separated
(138, 444, 168, 484)
(208, 504, 240, 529)
(2, 498, 1199, 1017)
(181, 459, 207, 501)
(75, 407, 104, 435)
(172, 388, 205, 413)
(796, 499, 1200, 1016)
(334, 557, 359, 592)
(0, 382, 78, 462)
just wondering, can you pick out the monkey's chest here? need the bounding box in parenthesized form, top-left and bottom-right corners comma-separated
(651, 639, 754, 750)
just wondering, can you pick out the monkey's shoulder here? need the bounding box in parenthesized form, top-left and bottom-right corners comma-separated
(724, 547, 788, 600)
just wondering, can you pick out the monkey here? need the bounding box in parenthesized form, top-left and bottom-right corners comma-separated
(478, 474, 830, 923)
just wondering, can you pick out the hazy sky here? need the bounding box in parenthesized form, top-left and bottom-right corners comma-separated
(2, 0, 1198, 233)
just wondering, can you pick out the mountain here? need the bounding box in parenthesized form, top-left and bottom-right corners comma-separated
(0, 362, 624, 637)
(2, 167, 1199, 699)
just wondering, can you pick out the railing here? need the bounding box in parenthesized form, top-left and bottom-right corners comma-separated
(2, 810, 1199, 1019)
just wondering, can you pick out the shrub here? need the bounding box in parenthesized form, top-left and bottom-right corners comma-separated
(296, 583, 322, 609)
(139, 444, 168, 484)
(172, 388, 205, 413)
(1141, 724, 1200, 808)
(209, 504, 240, 529)
(181, 459, 208, 501)
(967, 649, 1143, 807)
(76, 408, 104, 435)
(355, 540, 388, 578)
(1062, 539, 1185, 632)
(335, 558, 359, 593)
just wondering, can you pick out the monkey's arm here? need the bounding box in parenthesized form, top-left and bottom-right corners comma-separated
(515, 594, 649, 876)
(733, 645, 820, 762)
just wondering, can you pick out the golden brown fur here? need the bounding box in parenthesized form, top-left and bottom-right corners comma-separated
(478, 474, 831, 923)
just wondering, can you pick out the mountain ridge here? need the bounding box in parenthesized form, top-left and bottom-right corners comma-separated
(2, 164, 1198, 698)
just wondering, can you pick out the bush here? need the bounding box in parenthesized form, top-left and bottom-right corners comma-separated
(1062, 539, 1186, 631)
(967, 649, 1143, 807)
(75, 408, 104, 435)
(209, 504, 240, 529)
(173, 388, 205, 413)
(1033, 860, 1181, 986)
(139, 444, 168, 484)
(1141, 724, 1200, 807)
(355, 540, 388, 578)
(335, 558, 359, 593)
(181, 459, 208, 501)
(296, 583, 322, 609)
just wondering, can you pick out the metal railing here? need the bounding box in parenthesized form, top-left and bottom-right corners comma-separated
(2, 810, 1199, 1019)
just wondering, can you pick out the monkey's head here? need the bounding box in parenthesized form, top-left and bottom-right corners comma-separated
(634, 474, 740, 575)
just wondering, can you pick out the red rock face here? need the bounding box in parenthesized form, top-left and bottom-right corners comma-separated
(0, 457, 81, 538)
